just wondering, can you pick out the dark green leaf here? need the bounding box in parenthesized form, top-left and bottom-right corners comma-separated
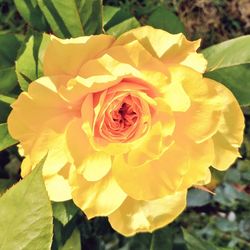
(0, 34, 23, 94)
(37, 0, 102, 38)
(0, 123, 17, 151)
(205, 64, 250, 106)
(187, 188, 212, 207)
(182, 228, 219, 250)
(106, 17, 140, 37)
(103, 5, 120, 26)
(0, 34, 22, 68)
(103, 5, 140, 37)
(150, 227, 175, 250)
(16, 32, 50, 91)
(52, 200, 79, 226)
(14, 0, 49, 31)
(62, 228, 81, 250)
(0, 179, 16, 195)
(147, 6, 185, 34)
(215, 218, 238, 232)
(0, 157, 53, 250)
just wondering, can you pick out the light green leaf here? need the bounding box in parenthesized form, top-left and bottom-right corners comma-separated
(147, 6, 185, 34)
(62, 228, 81, 250)
(0, 123, 17, 151)
(16, 32, 50, 91)
(0, 94, 16, 105)
(103, 5, 120, 26)
(202, 35, 250, 71)
(14, 0, 49, 31)
(182, 228, 219, 250)
(205, 64, 250, 106)
(0, 34, 23, 94)
(0, 157, 53, 250)
(52, 200, 78, 226)
(37, 0, 102, 38)
(106, 17, 140, 37)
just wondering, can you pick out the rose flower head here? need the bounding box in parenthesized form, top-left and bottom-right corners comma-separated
(8, 26, 244, 236)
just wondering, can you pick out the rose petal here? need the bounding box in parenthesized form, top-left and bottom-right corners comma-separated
(108, 190, 187, 236)
(44, 34, 115, 76)
(114, 26, 207, 73)
(113, 142, 188, 200)
(70, 170, 127, 218)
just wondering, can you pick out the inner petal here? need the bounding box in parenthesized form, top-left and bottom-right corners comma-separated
(99, 94, 149, 143)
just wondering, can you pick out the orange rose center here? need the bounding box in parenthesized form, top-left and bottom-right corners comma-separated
(99, 94, 148, 143)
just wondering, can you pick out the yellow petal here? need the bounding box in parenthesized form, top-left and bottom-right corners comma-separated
(114, 26, 207, 72)
(43, 34, 115, 76)
(210, 81, 245, 170)
(113, 142, 189, 200)
(178, 139, 214, 190)
(172, 67, 224, 142)
(45, 174, 72, 202)
(70, 170, 127, 219)
(80, 152, 111, 182)
(7, 77, 73, 154)
(108, 190, 187, 236)
(20, 156, 32, 178)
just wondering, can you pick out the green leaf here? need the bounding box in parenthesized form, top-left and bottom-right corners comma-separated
(14, 0, 49, 31)
(16, 32, 50, 91)
(103, 5, 140, 37)
(147, 6, 185, 34)
(182, 228, 219, 250)
(215, 218, 238, 232)
(0, 179, 16, 195)
(202, 35, 250, 72)
(205, 64, 250, 106)
(103, 5, 120, 26)
(37, 0, 102, 38)
(0, 34, 22, 68)
(129, 227, 174, 250)
(150, 227, 175, 250)
(187, 188, 211, 207)
(0, 157, 53, 250)
(106, 17, 140, 37)
(52, 200, 79, 226)
(0, 123, 17, 151)
(0, 94, 16, 105)
(0, 34, 23, 94)
(62, 228, 81, 250)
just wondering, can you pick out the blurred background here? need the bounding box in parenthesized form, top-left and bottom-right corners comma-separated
(0, 0, 250, 249)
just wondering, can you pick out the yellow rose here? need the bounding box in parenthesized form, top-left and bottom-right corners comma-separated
(8, 26, 244, 236)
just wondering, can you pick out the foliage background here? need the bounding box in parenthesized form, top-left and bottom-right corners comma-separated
(0, 0, 249, 249)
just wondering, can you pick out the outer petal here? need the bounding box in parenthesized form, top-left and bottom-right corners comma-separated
(114, 26, 207, 73)
(21, 157, 72, 202)
(113, 142, 188, 200)
(172, 66, 225, 143)
(210, 81, 245, 170)
(178, 139, 214, 190)
(66, 119, 111, 182)
(108, 190, 187, 236)
(70, 169, 127, 219)
(43, 34, 115, 76)
(7, 77, 75, 154)
(45, 174, 72, 202)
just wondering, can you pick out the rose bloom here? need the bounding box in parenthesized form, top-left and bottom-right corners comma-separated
(8, 26, 244, 236)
